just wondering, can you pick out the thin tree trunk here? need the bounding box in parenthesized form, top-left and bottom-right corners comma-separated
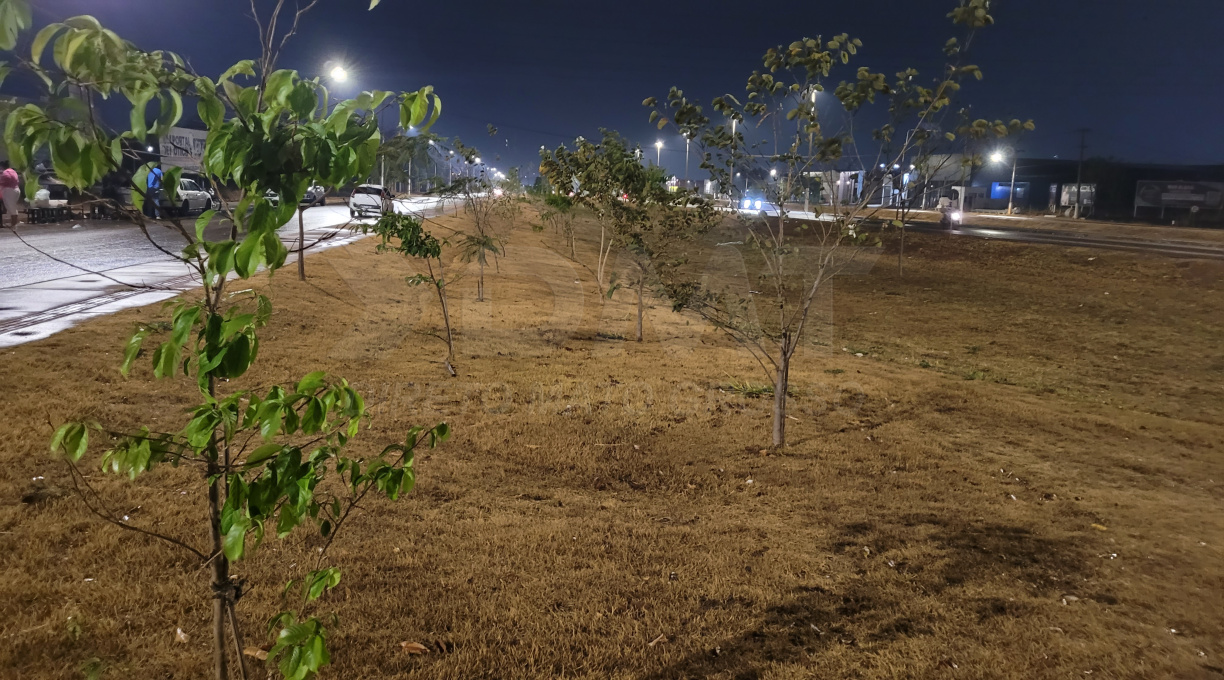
(208, 462, 231, 680)
(227, 604, 249, 680)
(636, 274, 644, 342)
(772, 342, 791, 448)
(899, 226, 905, 277)
(204, 371, 231, 680)
(297, 208, 305, 281)
(597, 224, 607, 293)
(430, 258, 457, 376)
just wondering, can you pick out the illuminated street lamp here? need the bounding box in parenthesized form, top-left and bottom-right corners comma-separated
(991, 148, 1020, 216)
(329, 65, 348, 83)
(655, 140, 662, 166)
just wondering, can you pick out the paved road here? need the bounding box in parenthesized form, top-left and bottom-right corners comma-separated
(906, 219, 1224, 260)
(0, 196, 451, 347)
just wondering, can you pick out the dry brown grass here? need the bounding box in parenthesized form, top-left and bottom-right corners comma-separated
(1, 206, 1222, 679)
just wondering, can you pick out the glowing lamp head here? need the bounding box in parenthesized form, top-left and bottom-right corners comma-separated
(991, 152, 1005, 164)
(329, 66, 348, 83)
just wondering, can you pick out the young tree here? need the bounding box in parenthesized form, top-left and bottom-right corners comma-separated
(538, 192, 577, 258)
(538, 134, 625, 294)
(377, 131, 443, 192)
(644, 0, 1032, 447)
(458, 229, 502, 302)
(541, 130, 717, 342)
(3, 4, 447, 678)
(367, 212, 459, 376)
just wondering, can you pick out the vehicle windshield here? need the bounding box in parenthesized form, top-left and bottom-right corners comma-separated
(353, 186, 382, 195)
(181, 179, 200, 192)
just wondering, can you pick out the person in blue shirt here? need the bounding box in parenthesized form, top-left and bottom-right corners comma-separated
(144, 163, 164, 219)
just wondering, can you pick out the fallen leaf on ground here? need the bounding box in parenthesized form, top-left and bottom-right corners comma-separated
(401, 641, 429, 655)
(1091, 523, 1108, 531)
(174, 627, 189, 644)
(648, 634, 667, 647)
(243, 647, 268, 660)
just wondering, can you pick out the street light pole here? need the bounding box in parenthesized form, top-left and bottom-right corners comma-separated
(685, 135, 691, 181)
(730, 119, 737, 199)
(1007, 154, 1018, 216)
(656, 140, 662, 166)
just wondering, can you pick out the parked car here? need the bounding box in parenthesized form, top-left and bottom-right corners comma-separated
(349, 184, 393, 218)
(181, 172, 217, 211)
(301, 185, 327, 207)
(264, 189, 280, 207)
(174, 178, 212, 215)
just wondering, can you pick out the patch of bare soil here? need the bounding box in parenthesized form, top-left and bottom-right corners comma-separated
(0, 207, 1221, 679)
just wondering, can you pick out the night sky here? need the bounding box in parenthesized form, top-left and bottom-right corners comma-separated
(28, 0, 1224, 178)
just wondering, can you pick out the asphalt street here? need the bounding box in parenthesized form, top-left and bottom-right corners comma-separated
(0, 197, 452, 347)
(2, 201, 1221, 348)
(904, 219, 1224, 260)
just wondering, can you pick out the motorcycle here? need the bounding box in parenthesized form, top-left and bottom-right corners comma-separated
(939, 207, 963, 229)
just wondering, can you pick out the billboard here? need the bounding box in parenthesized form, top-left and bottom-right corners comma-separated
(159, 126, 208, 172)
(1134, 181, 1224, 210)
(990, 181, 1029, 201)
(1060, 183, 1095, 207)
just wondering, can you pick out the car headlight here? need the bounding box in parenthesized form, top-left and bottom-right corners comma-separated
(755, 200, 762, 210)
(741, 199, 750, 209)
(951, 211, 963, 222)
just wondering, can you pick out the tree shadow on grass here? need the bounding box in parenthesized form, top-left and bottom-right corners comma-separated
(638, 520, 1093, 680)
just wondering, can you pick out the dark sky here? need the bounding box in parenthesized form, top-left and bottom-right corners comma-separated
(31, 0, 1224, 178)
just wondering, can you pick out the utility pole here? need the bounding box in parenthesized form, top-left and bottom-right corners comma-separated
(685, 135, 691, 180)
(1007, 154, 1018, 216)
(1074, 128, 1090, 219)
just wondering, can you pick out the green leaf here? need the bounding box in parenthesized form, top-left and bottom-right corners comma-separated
(369, 0, 381, 8)
(223, 515, 249, 561)
(246, 443, 282, 468)
(296, 371, 326, 393)
(30, 22, 64, 66)
(219, 59, 256, 84)
(305, 567, 341, 602)
(301, 397, 325, 435)
(195, 209, 216, 240)
(0, 0, 32, 51)
(233, 232, 262, 278)
(198, 90, 224, 129)
(170, 304, 200, 346)
(255, 295, 273, 326)
(264, 69, 298, 107)
(288, 82, 318, 120)
(128, 89, 154, 141)
(120, 330, 148, 377)
(51, 422, 89, 461)
(152, 341, 180, 379)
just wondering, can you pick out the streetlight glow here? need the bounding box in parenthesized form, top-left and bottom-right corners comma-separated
(770, 168, 777, 177)
(329, 66, 348, 83)
(991, 151, 1005, 164)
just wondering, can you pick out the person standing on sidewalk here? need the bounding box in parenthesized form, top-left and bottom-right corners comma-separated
(144, 163, 164, 219)
(0, 161, 21, 228)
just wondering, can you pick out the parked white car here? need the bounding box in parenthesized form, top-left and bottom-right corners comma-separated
(301, 185, 327, 207)
(349, 184, 393, 218)
(175, 178, 212, 215)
